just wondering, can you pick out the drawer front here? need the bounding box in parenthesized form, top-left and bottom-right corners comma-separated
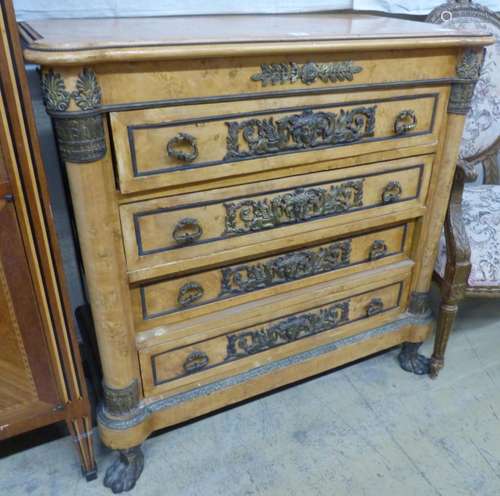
(111, 87, 446, 193)
(139, 279, 405, 397)
(121, 155, 431, 281)
(87, 49, 458, 107)
(132, 223, 411, 330)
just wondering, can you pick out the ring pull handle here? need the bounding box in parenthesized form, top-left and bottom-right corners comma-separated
(183, 351, 209, 374)
(394, 110, 417, 135)
(382, 181, 402, 204)
(366, 298, 384, 317)
(369, 240, 388, 261)
(167, 132, 199, 163)
(172, 217, 203, 245)
(177, 282, 204, 308)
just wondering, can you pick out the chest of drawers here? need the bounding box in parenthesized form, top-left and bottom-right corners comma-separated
(21, 13, 493, 493)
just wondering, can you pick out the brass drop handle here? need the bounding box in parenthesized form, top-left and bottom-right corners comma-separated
(167, 132, 199, 163)
(172, 217, 203, 245)
(177, 282, 204, 308)
(366, 298, 384, 317)
(369, 240, 388, 261)
(394, 110, 417, 135)
(382, 181, 403, 204)
(183, 351, 209, 374)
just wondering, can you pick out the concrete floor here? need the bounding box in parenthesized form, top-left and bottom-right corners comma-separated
(1, 295, 499, 496)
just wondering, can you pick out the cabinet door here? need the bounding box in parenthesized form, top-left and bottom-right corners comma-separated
(0, 150, 60, 434)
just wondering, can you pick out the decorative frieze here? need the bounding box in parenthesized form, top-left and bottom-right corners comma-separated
(103, 379, 140, 417)
(224, 180, 364, 235)
(53, 115, 106, 163)
(40, 68, 102, 113)
(225, 301, 350, 361)
(41, 68, 106, 163)
(225, 106, 376, 160)
(448, 48, 485, 115)
(220, 240, 352, 296)
(251, 61, 363, 87)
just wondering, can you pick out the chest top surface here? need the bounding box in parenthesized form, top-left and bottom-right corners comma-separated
(20, 13, 494, 65)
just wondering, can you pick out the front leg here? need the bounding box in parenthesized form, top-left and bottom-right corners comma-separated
(104, 445, 144, 494)
(398, 292, 431, 375)
(398, 342, 430, 375)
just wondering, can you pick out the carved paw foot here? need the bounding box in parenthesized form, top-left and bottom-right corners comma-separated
(103, 446, 144, 493)
(398, 342, 430, 375)
(429, 356, 444, 379)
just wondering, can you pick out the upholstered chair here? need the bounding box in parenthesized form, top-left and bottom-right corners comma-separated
(427, 0, 500, 377)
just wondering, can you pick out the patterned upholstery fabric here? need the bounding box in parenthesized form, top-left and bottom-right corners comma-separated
(433, 4, 500, 286)
(437, 12, 500, 159)
(435, 185, 500, 286)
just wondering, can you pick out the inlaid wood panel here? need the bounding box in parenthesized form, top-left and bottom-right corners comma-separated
(0, 255, 37, 414)
(132, 222, 413, 330)
(111, 87, 446, 193)
(120, 155, 432, 282)
(0, 199, 58, 421)
(0, 0, 95, 477)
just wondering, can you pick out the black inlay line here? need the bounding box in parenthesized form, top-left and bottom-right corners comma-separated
(132, 163, 424, 257)
(150, 281, 404, 386)
(46, 79, 453, 120)
(127, 92, 438, 178)
(139, 223, 410, 321)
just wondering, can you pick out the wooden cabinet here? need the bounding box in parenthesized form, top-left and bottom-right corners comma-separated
(0, 0, 96, 479)
(20, 12, 493, 493)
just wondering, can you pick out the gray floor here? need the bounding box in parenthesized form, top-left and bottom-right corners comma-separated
(1, 295, 499, 496)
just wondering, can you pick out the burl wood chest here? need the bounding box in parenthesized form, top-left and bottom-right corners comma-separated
(21, 13, 493, 492)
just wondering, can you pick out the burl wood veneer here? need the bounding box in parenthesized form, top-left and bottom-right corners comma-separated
(21, 12, 493, 492)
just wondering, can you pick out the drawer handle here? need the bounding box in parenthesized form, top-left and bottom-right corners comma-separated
(167, 132, 199, 163)
(177, 282, 204, 307)
(394, 110, 417, 135)
(366, 298, 384, 317)
(382, 181, 402, 204)
(183, 351, 209, 374)
(172, 217, 203, 245)
(369, 240, 388, 261)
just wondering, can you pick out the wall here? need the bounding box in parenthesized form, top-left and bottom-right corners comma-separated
(13, 0, 500, 20)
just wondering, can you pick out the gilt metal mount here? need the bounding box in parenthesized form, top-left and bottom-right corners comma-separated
(251, 61, 363, 87)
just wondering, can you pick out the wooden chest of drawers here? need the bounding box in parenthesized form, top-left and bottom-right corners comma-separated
(21, 13, 493, 493)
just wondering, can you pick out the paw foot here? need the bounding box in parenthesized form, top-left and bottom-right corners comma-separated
(398, 342, 430, 375)
(104, 447, 144, 493)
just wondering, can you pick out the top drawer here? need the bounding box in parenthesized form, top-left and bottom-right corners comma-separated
(111, 86, 448, 194)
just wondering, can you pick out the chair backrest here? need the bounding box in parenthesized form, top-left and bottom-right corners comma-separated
(427, 1, 500, 178)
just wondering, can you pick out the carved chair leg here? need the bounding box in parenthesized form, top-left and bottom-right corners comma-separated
(430, 300, 459, 378)
(428, 158, 473, 377)
(66, 416, 97, 482)
(398, 342, 431, 375)
(104, 445, 144, 494)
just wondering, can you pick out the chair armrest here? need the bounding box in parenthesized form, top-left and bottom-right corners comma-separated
(441, 160, 473, 298)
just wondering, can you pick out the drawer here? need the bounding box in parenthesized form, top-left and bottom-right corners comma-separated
(120, 155, 432, 282)
(138, 272, 408, 398)
(111, 86, 447, 193)
(132, 222, 412, 330)
(81, 49, 458, 108)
